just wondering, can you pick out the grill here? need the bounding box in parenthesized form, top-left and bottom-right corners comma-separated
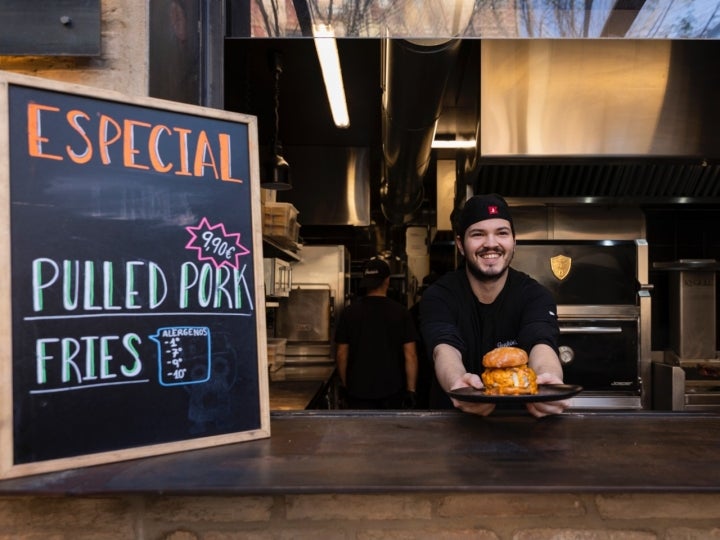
(513, 239, 652, 409)
(652, 259, 720, 411)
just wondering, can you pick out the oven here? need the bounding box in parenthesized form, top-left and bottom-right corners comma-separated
(513, 240, 652, 410)
(557, 306, 642, 408)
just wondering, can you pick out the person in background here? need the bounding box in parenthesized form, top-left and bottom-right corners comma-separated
(419, 194, 568, 418)
(335, 258, 419, 409)
(409, 272, 439, 409)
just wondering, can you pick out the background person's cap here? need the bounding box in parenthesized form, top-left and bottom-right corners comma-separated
(454, 193, 514, 237)
(360, 258, 390, 289)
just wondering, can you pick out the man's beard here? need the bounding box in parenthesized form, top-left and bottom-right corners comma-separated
(465, 249, 514, 283)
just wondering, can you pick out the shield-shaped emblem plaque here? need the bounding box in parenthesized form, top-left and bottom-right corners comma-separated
(550, 254, 572, 281)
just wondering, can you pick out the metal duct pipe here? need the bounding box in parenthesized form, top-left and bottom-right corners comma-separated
(380, 38, 462, 224)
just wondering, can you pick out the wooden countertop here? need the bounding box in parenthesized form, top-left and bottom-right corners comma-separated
(1, 410, 719, 495)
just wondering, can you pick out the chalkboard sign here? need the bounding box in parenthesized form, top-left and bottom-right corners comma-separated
(0, 72, 270, 479)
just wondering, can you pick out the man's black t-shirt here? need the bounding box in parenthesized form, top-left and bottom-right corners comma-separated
(335, 296, 419, 399)
(419, 267, 559, 408)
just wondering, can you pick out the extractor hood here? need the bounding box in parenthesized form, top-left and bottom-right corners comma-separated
(478, 40, 720, 158)
(463, 39, 720, 202)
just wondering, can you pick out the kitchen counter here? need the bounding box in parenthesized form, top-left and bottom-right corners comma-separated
(269, 364, 336, 410)
(1, 410, 719, 494)
(269, 380, 328, 410)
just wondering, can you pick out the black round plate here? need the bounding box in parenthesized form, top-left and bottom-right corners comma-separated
(448, 384, 583, 403)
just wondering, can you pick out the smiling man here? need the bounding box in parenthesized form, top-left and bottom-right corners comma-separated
(419, 194, 567, 418)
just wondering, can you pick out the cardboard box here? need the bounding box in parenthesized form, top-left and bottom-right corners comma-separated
(262, 203, 299, 242)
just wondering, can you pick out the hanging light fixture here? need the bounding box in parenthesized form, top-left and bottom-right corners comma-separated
(313, 24, 350, 128)
(261, 51, 291, 190)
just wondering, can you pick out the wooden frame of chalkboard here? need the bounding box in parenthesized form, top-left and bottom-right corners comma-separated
(0, 72, 271, 479)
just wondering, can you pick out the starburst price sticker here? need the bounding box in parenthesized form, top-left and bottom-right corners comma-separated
(185, 217, 250, 270)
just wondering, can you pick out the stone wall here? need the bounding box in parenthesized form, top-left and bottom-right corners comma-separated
(0, 0, 148, 96)
(1, 493, 720, 539)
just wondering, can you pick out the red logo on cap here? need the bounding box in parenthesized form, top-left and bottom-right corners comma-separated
(488, 205, 499, 215)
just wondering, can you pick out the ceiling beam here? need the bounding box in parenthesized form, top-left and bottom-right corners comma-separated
(600, 0, 647, 37)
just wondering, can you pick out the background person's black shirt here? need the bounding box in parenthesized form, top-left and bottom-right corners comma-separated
(335, 296, 419, 400)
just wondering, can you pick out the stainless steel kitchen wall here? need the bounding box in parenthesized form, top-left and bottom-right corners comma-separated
(278, 146, 371, 226)
(479, 40, 720, 158)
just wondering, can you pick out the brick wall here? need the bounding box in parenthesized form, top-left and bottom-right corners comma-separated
(1, 493, 720, 539)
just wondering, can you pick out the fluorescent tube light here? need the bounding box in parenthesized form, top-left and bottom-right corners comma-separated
(313, 24, 350, 128)
(431, 139, 477, 149)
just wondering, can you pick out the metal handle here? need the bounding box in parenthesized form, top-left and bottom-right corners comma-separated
(559, 326, 622, 334)
(292, 282, 332, 290)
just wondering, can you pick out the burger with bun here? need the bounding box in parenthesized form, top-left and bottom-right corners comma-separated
(480, 346, 538, 395)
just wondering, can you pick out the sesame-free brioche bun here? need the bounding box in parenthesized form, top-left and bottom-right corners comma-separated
(481, 347, 538, 395)
(482, 346, 528, 369)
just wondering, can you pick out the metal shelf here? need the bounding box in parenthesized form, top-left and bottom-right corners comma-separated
(263, 236, 301, 262)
